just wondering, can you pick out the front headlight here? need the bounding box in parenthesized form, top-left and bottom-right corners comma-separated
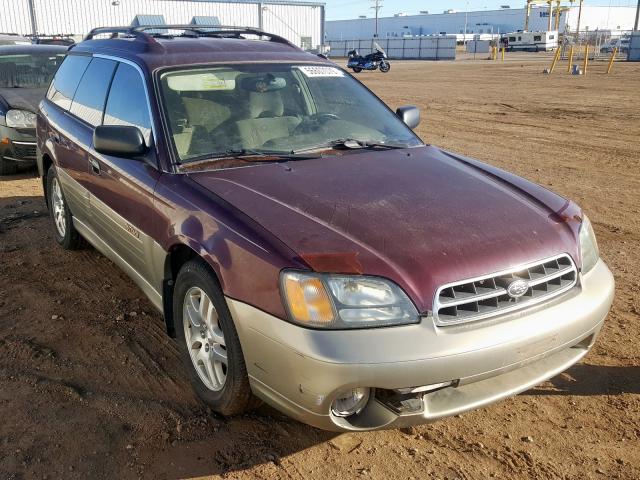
(5, 109, 36, 128)
(281, 271, 419, 329)
(579, 215, 600, 274)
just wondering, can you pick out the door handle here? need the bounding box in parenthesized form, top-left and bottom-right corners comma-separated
(89, 157, 101, 175)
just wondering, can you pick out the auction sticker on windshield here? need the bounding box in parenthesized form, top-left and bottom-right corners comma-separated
(297, 66, 344, 77)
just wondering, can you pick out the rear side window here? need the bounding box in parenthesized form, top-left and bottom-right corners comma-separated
(103, 63, 152, 145)
(47, 55, 91, 111)
(69, 58, 117, 127)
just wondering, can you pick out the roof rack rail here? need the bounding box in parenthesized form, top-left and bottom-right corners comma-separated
(83, 25, 295, 47)
(83, 27, 152, 41)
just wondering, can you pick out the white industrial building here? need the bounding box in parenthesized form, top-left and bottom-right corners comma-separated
(326, 6, 637, 41)
(1, 0, 325, 49)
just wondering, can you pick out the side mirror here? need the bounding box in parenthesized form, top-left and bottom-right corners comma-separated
(94, 125, 146, 157)
(396, 105, 421, 129)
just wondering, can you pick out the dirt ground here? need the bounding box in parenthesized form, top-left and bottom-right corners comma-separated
(1, 58, 639, 480)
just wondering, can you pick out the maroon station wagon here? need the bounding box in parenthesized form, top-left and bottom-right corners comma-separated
(36, 26, 614, 431)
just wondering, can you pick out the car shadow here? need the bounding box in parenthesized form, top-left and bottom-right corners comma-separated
(0, 171, 38, 182)
(135, 407, 339, 478)
(525, 363, 640, 396)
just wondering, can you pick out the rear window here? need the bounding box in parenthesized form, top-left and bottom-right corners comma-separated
(0, 53, 65, 88)
(47, 55, 91, 110)
(69, 58, 117, 126)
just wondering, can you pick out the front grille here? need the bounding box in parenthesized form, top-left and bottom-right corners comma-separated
(433, 254, 578, 326)
(12, 141, 36, 159)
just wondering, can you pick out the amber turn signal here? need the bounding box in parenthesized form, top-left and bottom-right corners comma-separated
(282, 272, 335, 325)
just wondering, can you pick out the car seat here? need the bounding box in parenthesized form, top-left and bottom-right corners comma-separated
(233, 90, 301, 149)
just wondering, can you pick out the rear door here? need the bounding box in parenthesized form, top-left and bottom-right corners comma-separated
(43, 54, 92, 220)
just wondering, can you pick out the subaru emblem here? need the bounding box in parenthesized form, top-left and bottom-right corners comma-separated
(507, 279, 529, 299)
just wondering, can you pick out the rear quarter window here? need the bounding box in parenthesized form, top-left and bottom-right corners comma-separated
(46, 55, 91, 111)
(69, 58, 117, 127)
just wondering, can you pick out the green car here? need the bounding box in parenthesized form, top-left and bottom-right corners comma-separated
(0, 44, 66, 174)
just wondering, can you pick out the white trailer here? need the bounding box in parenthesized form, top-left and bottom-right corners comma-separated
(502, 30, 558, 51)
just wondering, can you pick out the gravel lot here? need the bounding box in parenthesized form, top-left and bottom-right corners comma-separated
(1, 58, 639, 479)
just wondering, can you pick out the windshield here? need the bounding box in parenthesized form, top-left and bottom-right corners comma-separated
(0, 53, 66, 88)
(159, 63, 421, 163)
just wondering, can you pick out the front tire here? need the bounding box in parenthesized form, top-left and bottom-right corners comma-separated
(174, 260, 257, 416)
(46, 166, 84, 250)
(379, 61, 391, 73)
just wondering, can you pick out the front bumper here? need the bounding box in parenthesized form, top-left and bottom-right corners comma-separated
(1, 126, 37, 164)
(227, 259, 614, 431)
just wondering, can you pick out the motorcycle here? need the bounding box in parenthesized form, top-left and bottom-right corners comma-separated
(347, 42, 391, 73)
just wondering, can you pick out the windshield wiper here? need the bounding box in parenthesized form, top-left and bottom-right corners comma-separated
(292, 139, 407, 154)
(183, 148, 317, 166)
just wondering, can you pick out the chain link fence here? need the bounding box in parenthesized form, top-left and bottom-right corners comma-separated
(559, 30, 633, 61)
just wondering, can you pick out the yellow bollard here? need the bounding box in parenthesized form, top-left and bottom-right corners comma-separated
(501, 47, 505, 62)
(583, 44, 589, 75)
(567, 45, 574, 73)
(549, 47, 561, 73)
(606, 47, 618, 74)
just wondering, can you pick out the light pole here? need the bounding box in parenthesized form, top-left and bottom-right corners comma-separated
(635, 0, 639, 30)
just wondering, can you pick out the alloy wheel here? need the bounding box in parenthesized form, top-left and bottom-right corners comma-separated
(183, 287, 228, 391)
(51, 177, 66, 237)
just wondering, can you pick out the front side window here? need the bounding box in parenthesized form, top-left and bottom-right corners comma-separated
(0, 52, 66, 89)
(69, 57, 117, 127)
(104, 63, 152, 145)
(47, 55, 91, 110)
(159, 64, 421, 163)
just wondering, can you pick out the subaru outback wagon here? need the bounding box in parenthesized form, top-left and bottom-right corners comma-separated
(37, 26, 614, 432)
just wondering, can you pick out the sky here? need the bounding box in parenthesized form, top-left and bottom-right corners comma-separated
(323, 0, 639, 20)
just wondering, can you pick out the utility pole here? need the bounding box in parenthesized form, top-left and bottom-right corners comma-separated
(26, 0, 37, 36)
(635, 0, 639, 30)
(370, 0, 382, 38)
(464, 0, 469, 44)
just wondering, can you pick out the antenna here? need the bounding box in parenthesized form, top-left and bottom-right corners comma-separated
(370, 0, 383, 38)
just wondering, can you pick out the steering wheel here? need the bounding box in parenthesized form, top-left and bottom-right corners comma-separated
(294, 112, 341, 133)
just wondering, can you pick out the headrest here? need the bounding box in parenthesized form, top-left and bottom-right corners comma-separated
(248, 91, 284, 118)
(239, 74, 286, 93)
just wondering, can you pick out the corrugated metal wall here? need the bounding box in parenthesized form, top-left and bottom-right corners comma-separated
(1, 0, 33, 34)
(0, 0, 324, 48)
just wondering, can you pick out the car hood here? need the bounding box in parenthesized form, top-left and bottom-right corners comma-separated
(0, 87, 47, 112)
(188, 145, 582, 312)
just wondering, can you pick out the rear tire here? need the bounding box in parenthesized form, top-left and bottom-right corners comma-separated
(174, 259, 259, 416)
(351, 67, 362, 73)
(46, 166, 84, 250)
(0, 157, 18, 175)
